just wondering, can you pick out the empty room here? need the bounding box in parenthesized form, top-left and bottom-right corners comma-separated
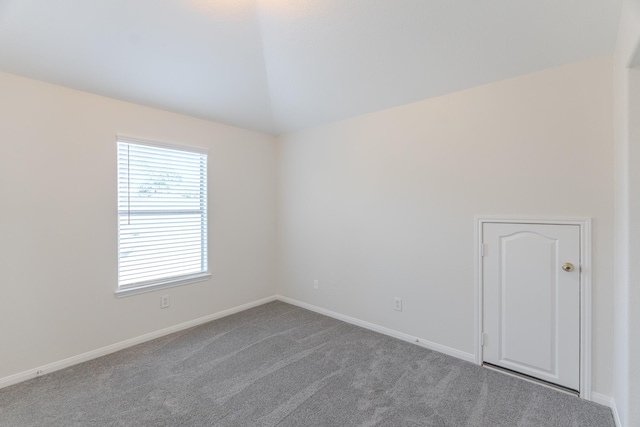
(1, 0, 638, 426)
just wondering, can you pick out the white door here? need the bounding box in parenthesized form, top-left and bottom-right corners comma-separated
(482, 223, 580, 391)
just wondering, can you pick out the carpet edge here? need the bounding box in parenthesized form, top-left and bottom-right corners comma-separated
(591, 393, 621, 427)
(276, 296, 619, 416)
(0, 295, 278, 390)
(275, 295, 476, 363)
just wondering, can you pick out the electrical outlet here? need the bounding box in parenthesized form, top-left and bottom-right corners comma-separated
(161, 295, 170, 309)
(313, 279, 319, 290)
(394, 297, 402, 311)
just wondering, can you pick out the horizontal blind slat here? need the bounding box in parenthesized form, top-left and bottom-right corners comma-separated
(120, 264, 202, 282)
(120, 230, 202, 241)
(122, 144, 205, 160)
(119, 235, 203, 247)
(120, 251, 202, 267)
(119, 242, 202, 255)
(120, 255, 202, 271)
(119, 143, 205, 158)
(119, 223, 203, 232)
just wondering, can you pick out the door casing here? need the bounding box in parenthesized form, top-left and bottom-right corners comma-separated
(475, 216, 592, 401)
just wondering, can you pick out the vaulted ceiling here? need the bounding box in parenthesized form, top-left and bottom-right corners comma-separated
(0, 0, 623, 135)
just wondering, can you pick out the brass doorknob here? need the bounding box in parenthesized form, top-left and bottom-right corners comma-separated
(562, 262, 574, 272)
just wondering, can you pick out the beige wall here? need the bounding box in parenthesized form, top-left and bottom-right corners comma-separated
(625, 68, 640, 427)
(0, 72, 277, 380)
(276, 57, 615, 396)
(614, 0, 640, 424)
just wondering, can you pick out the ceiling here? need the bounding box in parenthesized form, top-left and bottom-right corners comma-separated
(0, 0, 623, 135)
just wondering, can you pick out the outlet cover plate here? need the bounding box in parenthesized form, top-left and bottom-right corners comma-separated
(161, 295, 170, 309)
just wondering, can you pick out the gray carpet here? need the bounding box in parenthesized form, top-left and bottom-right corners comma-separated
(0, 301, 613, 426)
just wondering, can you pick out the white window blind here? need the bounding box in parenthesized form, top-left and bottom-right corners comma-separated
(117, 138, 208, 292)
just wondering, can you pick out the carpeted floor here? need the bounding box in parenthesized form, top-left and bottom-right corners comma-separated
(0, 301, 614, 426)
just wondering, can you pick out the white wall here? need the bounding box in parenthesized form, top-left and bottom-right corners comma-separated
(276, 58, 615, 396)
(626, 68, 640, 427)
(614, 0, 640, 424)
(0, 72, 277, 380)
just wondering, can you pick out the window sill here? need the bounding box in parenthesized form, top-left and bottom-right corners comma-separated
(115, 272, 212, 298)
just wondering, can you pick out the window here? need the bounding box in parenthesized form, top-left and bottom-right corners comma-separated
(116, 137, 209, 296)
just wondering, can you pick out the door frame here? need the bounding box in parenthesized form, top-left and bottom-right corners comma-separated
(474, 216, 592, 400)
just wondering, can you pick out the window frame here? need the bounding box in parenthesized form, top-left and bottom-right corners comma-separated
(115, 135, 210, 297)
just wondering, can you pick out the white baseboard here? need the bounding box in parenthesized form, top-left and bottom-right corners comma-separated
(611, 398, 622, 427)
(0, 295, 277, 390)
(591, 393, 621, 427)
(592, 392, 613, 406)
(276, 295, 476, 363)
